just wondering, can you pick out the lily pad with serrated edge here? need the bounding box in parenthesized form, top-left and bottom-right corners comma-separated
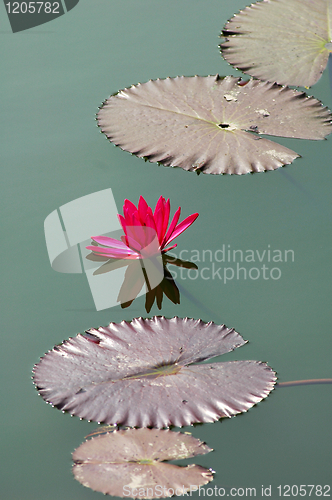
(73, 428, 213, 498)
(33, 316, 276, 428)
(97, 75, 332, 175)
(220, 0, 332, 88)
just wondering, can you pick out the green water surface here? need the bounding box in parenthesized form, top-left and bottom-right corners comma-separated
(1, 1, 331, 499)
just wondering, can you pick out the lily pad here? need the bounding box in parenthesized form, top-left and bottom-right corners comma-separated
(33, 317, 276, 427)
(97, 75, 332, 175)
(220, 0, 332, 87)
(73, 428, 213, 498)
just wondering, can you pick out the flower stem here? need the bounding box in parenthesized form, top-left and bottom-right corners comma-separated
(277, 378, 332, 388)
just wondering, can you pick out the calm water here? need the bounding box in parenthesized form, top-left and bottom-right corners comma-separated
(1, 1, 331, 499)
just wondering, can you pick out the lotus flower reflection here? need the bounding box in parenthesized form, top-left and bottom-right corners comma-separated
(86, 196, 198, 260)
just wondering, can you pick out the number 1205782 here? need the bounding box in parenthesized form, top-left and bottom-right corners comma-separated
(5, 2, 60, 14)
(277, 485, 330, 497)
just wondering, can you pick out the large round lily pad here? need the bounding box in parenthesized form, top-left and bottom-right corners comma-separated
(220, 0, 332, 87)
(97, 75, 332, 175)
(73, 428, 213, 498)
(33, 317, 276, 427)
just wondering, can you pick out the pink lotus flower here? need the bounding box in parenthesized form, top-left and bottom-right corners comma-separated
(86, 196, 198, 260)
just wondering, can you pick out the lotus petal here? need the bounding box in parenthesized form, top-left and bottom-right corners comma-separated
(33, 317, 276, 427)
(73, 428, 213, 498)
(97, 75, 332, 175)
(220, 0, 332, 87)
